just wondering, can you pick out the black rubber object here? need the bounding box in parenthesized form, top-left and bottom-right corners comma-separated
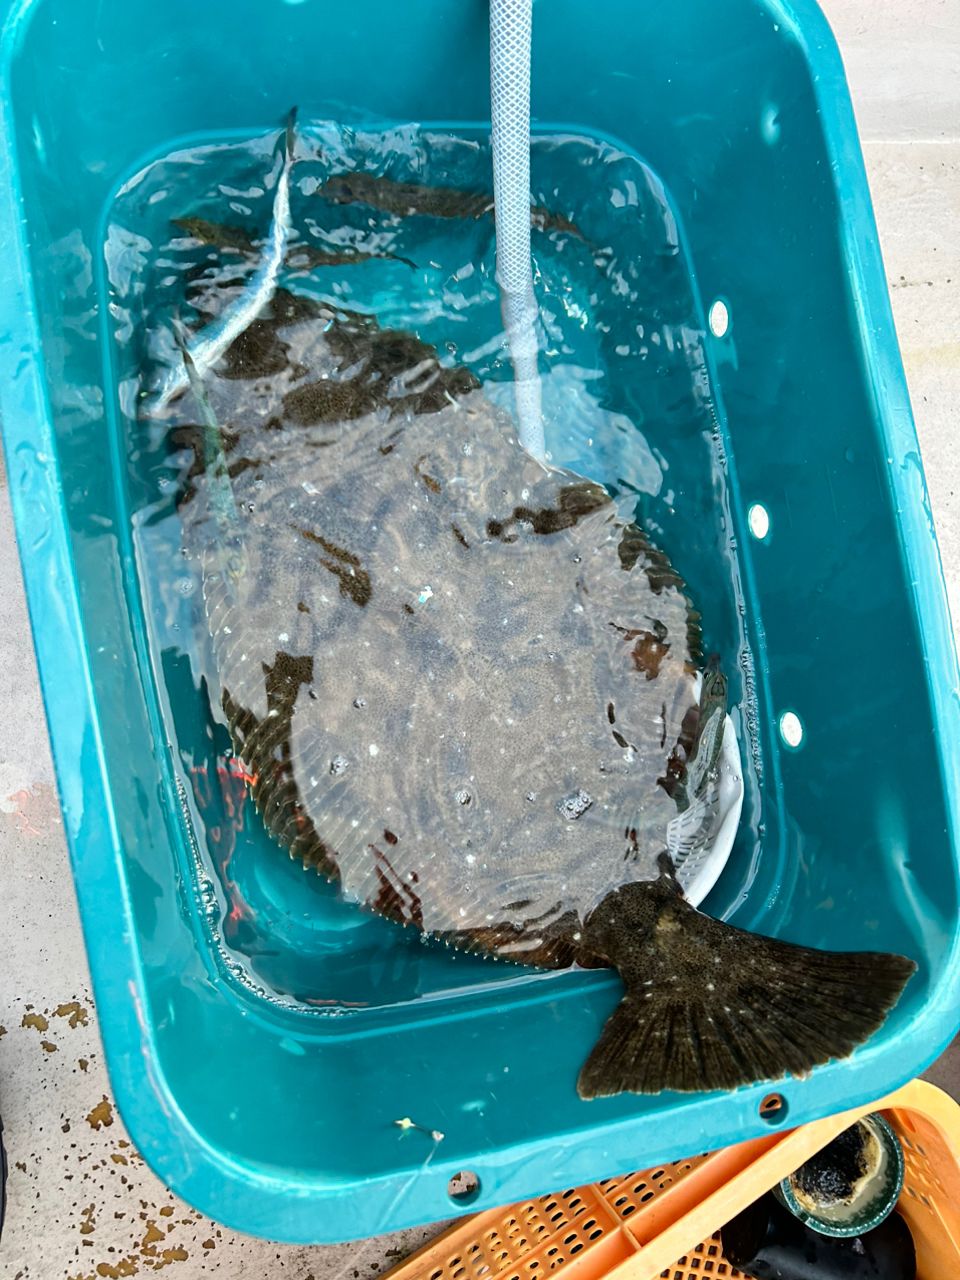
(720, 1192, 916, 1279)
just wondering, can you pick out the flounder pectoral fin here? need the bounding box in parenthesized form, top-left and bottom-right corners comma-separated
(576, 876, 915, 1098)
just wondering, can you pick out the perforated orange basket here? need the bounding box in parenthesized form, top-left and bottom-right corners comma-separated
(384, 1080, 960, 1280)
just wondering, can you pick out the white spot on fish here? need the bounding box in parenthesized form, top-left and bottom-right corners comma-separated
(557, 789, 593, 820)
(369, 744, 379, 757)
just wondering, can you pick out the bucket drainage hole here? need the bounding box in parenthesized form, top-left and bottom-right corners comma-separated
(708, 298, 730, 338)
(779, 711, 804, 750)
(448, 1170, 482, 1205)
(760, 1093, 788, 1124)
(747, 502, 770, 540)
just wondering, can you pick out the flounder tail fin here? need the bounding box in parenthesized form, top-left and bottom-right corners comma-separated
(577, 877, 915, 1099)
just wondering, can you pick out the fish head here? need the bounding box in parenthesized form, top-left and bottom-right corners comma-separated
(172, 216, 208, 241)
(700, 654, 727, 713)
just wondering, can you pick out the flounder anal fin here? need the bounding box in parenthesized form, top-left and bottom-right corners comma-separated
(577, 878, 916, 1097)
(222, 651, 340, 879)
(440, 912, 582, 971)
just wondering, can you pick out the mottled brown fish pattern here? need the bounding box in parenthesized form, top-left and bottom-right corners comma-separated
(158, 283, 914, 1097)
(318, 172, 583, 238)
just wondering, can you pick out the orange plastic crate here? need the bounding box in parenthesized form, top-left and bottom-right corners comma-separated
(386, 1080, 960, 1280)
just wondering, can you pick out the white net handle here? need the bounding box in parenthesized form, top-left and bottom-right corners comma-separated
(490, 0, 545, 461)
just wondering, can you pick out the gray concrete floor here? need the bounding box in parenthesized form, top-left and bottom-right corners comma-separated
(1, 2, 958, 1276)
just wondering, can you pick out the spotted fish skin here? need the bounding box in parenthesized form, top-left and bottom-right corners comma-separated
(318, 172, 583, 238)
(173, 214, 413, 270)
(173, 216, 258, 254)
(163, 289, 915, 1098)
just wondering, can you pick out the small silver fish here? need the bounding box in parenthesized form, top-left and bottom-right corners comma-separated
(143, 109, 297, 417)
(169, 317, 244, 589)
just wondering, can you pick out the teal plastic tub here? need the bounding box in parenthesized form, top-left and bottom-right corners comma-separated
(0, 0, 958, 1246)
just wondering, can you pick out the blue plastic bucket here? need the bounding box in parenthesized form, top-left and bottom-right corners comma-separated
(0, 0, 957, 1245)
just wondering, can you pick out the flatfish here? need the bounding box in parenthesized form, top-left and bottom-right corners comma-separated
(161, 290, 915, 1098)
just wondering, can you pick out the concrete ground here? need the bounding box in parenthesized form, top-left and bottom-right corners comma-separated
(1, 2, 958, 1276)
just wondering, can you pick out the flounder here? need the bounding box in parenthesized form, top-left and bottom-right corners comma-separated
(158, 284, 915, 1098)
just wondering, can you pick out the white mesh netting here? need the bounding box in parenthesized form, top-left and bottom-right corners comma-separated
(490, 0, 545, 460)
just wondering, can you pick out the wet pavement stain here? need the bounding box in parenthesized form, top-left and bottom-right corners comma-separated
(86, 1098, 114, 1131)
(142, 1220, 166, 1247)
(1, 780, 63, 835)
(54, 1001, 90, 1029)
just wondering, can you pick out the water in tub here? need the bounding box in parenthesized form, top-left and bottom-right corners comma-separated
(104, 118, 765, 1082)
